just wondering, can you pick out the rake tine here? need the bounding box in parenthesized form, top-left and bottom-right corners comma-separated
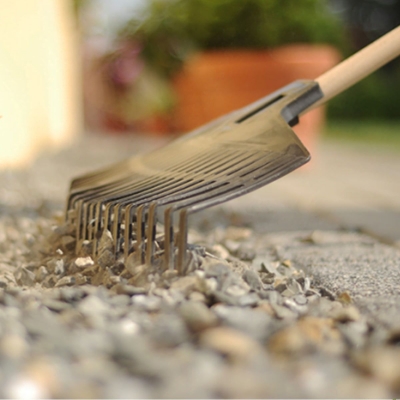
(75, 200, 84, 241)
(87, 203, 96, 240)
(112, 203, 122, 254)
(145, 203, 157, 266)
(135, 205, 145, 264)
(66, 79, 328, 271)
(93, 201, 102, 240)
(176, 209, 188, 275)
(124, 204, 135, 260)
(163, 207, 174, 270)
(102, 203, 113, 237)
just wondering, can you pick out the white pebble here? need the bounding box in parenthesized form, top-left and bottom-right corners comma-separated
(75, 256, 94, 268)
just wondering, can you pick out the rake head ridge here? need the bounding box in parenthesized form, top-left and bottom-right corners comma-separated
(66, 80, 322, 273)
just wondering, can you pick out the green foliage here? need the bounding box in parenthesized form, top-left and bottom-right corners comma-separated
(328, 63, 400, 120)
(72, 0, 90, 16)
(325, 120, 400, 148)
(121, 0, 344, 77)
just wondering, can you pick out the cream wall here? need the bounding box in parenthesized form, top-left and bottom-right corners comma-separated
(0, 0, 81, 168)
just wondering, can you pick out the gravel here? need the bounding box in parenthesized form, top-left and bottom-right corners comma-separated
(0, 136, 398, 398)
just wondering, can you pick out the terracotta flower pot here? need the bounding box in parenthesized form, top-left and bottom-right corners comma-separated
(172, 45, 341, 155)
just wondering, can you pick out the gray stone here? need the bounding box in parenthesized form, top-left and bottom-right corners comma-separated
(78, 295, 109, 316)
(199, 326, 262, 362)
(213, 291, 239, 306)
(97, 249, 115, 269)
(3, 138, 400, 398)
(35, 266, 49, 282)
(58, 287, 86, 303)
(212, 304, 272, 341)
(337, 321, 368, 349)
(237, 293, 259, 307)
(42, 299, 71, 312)
(103, 377, 151, 399)
(170, 276, 198, 296)
(283, 298, 307, 315)
(78, 239, 93, 256)
(287, 278, 303, 295)
(149, 313, 189, 347)
(14, 266, 35, 287)
(98, 229, 113, 252)
(179, 301, 218, 332)
(270, 303, 298, 320)
(293, 294, 308, 306)
(46, 259, 64, 274)
(60, 235, 76, 252)
(55, 276, 75, 287)
(75, 256, 94, 269)
(108, 294, 131, 308)
(131, 295, 161, 312)
(225, 284, 249, 297)
(242, 269, 263, 291)
(236, 246, 256, 261)
(113, 284, 146, 296)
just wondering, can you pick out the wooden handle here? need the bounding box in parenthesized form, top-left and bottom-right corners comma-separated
(312, 26, 400, 109)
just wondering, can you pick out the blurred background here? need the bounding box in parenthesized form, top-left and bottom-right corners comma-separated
(1, 0, 400, 167)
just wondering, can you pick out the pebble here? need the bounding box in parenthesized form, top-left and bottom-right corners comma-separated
(0, 158, 398, 398)
(337, 320, 368, 349)
(268, 316, 343, 356)
(97, 249, 115, 269)
(236, 246, 256, 261)
(199, 327, 262, 362)
(352, 347, 400, 390)
(75, 257, 94, 269)
(242, 269, 263, 291)
(294, 294, 308, 305)
(79, 240, 93, 257)
(149, 314, 189, 347)
(319, 287, 336, 300)
(42, 299, 72, 312)
(287, 278, 303, 295)
(108, 294, 130, 308)
(14, 266, 35, 287)
(195, 276, 217, 296)
(237, 293, 259, 307)
(212, 305, 272, 341)
(224, 227, 252, 241)
(0, 334, 28, 359)
(131, 295, 161, 312)
(209, 244, 230, 260)
(337, 291, 352, 304)
(163, 278, 193, 300)
(46, 259, 64, 274)
(225, 284, 249, 297)
(283, 298, 307, 315)
(332, 305, 361, 323)
(188, 291, 207, 303)
(60, 235, 76, 252)
(179, 301, 218, 332)
(54, 276, 75, 287)
(113, 284, 147, 296)
(35, 266, 49, 282)
(271, 303, 298, 320)
(78, 295, 109, 316)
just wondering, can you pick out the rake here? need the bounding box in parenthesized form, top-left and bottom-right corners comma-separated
(66, 27, 400, 273)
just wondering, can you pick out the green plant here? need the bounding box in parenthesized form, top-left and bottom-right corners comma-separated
(120, 0, 344, 77)
(328, 63, 400, 121)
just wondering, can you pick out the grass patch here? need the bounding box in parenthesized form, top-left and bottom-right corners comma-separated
(324, 120, 400, 147)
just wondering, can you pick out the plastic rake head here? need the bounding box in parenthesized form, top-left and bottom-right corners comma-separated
(66, 80, 322, 273)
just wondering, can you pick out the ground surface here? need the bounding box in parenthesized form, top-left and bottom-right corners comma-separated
(0, 132, 400, 398)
